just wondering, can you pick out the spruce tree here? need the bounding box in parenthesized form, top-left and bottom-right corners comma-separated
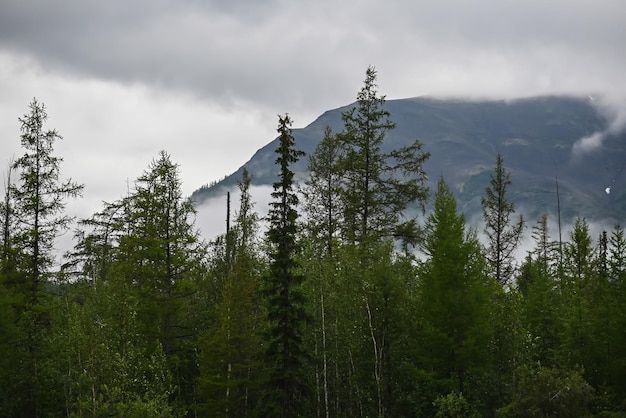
(259, 114, 310, 417)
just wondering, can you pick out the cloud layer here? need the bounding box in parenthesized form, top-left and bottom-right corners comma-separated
(1, 0, 625, 244)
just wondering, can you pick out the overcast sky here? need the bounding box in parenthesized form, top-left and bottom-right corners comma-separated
(1, 0, 626, 240)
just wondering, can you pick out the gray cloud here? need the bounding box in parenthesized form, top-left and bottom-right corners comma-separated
(1, 0, 626, 254)
(2, 0, 625, 114)
(572, 95, 626, 158)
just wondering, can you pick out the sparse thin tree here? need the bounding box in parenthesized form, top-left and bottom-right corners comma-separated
(481, 153, 524, 285)
(302, 125, 344, 258)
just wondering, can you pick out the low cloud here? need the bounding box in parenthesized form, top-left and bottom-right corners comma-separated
(195, 184, 274, 243)
(571, 96, 626, 159)
(572, 131, 606, 156)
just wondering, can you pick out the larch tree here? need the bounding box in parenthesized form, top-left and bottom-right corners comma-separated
(5, 98, 83, 417)
(418, 178, 493, 398)
(259, 114, 310, 417)
(516, 214, 561, 367)
(300, 126, 344, 417)
(560, 217, 595, 373)
(608, 224, 626, 398)
(327, 66, 429, 417)
(10, 99, 83, 305)
(118, 150, 207, 408)
(302, 125, 344, 258)
(198, 167, 264, 416)
(338, 65, 429, 248)
(481, 153, 524, 286)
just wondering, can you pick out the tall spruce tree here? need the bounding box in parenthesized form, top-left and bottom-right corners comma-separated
(481, 153, 524, 285)
(259, 114, 310, 417)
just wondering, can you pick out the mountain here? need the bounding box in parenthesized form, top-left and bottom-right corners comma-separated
(191, 95, 626, 225)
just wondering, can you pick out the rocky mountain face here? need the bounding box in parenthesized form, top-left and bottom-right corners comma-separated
(192, 95, 626, 225)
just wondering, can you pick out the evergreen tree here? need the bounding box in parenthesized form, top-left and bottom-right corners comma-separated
(481, 154, 524, 286)
(307, 67, 429, 417)
(61, 151, 207, 415)
(560, 217, 595, 374)
(2, 99, 83, 416)
(259, 114, 310, 417)
(417, 178, 493, 402)
(198, 168, 264, 416)
(117, 151, 207, 410)
(302, 125, 344, 258)
(517, 214, 561, 367)
(338, 66, 429, 247)
(607, 224, 626, 400)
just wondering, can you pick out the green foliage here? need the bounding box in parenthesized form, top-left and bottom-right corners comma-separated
(0, 98, 83, 416)
(4, 79, 626, 417)
(481, 153, 524, 285)
(417, 178, 494, 396)
(496, 365, 594, 418)
(434, 391, 480, 418)
(258, 114, 311, 416)
(337, 65, 429, 246)
(197, 168, 264, 416)
(302, 125, 343, 257)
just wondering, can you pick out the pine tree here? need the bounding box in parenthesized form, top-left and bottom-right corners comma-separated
(481, 153, 524, 286)
(259, 114, 310, 417)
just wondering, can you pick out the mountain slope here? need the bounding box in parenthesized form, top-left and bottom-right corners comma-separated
(191, 96, 626, 224)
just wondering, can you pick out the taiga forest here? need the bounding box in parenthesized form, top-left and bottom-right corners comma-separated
(1, 67, 625, 417)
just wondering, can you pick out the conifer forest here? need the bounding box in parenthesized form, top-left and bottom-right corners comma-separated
(1, 67, 625, 417)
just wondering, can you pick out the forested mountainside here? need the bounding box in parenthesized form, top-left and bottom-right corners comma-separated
(2, 70, 626, 417)
(192, 95, 626, 224)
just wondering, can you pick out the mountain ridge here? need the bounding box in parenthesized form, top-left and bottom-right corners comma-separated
(192, 95, 626, 225)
